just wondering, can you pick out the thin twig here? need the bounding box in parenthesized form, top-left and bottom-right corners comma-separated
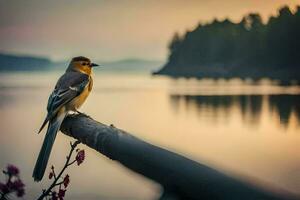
(36, 141, 80, 200)
(67, 160, 76, 167)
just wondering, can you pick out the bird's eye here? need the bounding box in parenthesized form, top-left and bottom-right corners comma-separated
(82, 62, 87, 66)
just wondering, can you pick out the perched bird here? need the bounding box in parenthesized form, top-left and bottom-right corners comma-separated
(33, 56, 99, 181)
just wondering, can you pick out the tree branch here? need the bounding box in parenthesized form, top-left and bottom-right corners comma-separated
(36, 141, 80, 200)
(60, 114, 298, 200)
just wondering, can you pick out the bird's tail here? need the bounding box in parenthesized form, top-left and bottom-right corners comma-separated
(33, 111, 67, 182)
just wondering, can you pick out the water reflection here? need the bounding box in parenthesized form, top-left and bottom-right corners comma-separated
(0, 72, 300, 198)
(169, 94, 300, 127)
(269, 95, 300, 125)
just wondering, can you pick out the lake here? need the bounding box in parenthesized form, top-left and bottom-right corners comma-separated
(0, 70, 299, 199)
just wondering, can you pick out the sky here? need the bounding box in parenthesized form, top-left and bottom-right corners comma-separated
(0, 0, 299, 61)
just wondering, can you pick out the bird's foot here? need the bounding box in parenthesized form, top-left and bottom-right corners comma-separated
(75, 109, 83, 115)
(75, 110, 88, 117)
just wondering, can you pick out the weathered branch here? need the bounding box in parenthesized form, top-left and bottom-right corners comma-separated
(60, 114, 297, 200)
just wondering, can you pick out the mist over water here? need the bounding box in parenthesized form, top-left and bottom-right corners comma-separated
(0, 71, 299, 199)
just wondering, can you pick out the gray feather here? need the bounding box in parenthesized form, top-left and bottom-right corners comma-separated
(33, 112, 67, 181)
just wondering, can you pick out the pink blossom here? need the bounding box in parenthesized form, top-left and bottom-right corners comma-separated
(51, 191, 58, 200)
(75, 150, 85, 165)
(0, 182, 9, 193)
(58, 189, 66, 200)
(6, 164, 19, 176)
(63, 174, 70, 188)
(1, 164, 25, 198)
(11, 179, 25, 191)
(49, 172, 54, 179)
(16, 188, 25, 197)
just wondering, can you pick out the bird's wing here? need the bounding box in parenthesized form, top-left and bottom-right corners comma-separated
(47, 72, 89, 116)
(38, 72, 89, 133)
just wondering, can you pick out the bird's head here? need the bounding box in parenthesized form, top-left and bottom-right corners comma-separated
(67, 56, 99, 74)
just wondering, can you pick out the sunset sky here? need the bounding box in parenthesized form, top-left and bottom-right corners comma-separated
(0, 0, 299, 61)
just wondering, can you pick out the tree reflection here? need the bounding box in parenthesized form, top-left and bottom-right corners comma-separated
(169, 94, 300, 127)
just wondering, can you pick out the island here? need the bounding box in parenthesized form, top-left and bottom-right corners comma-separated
(154, 6, 300, 82)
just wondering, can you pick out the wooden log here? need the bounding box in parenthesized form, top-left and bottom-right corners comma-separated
(60, 114, 296, 200)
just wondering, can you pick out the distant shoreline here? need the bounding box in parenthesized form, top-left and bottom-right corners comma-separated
(153, 65, 300, 85)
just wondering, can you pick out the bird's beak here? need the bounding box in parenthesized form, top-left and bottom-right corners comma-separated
(90, 63, 100, 67)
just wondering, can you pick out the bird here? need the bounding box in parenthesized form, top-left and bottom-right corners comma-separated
(33, 56, 99, 181)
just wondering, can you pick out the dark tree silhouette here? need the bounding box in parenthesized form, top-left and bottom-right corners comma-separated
(155, 5, 300, 82)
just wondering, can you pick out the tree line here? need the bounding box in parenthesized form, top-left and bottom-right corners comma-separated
(156, 6, 300, 82)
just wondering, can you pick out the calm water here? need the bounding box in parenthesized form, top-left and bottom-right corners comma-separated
(0, 71, 299, 199)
